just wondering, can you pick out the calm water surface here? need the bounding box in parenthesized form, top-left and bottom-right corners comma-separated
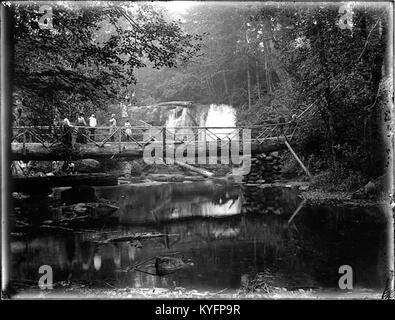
(11, 180, 389, 294)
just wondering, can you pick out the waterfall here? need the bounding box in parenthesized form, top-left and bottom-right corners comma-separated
(165, 104, 236, 140)
(204, 104, 236, 128)
(204, 104, 236, 140)
(165, 107, 188, 128)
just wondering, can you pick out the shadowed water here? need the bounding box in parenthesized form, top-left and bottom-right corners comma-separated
(10, 181, 389, 294)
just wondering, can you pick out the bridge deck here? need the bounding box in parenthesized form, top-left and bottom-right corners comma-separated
(11, 125, 294, 160)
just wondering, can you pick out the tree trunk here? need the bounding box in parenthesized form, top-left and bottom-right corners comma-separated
(315, 23, 338, 166)
(366, 17, 385, 175)
(263, 40, 272, 94)
(206, 77, 214, 97)
(246, 55, 251, 109)
(327, 105, 338, 165)
(222, 70, 231, 104)
(255, 60, 261, 100)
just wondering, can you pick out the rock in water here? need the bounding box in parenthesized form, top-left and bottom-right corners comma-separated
(155, 257, 188, 276)
(74, 159, 102, 173)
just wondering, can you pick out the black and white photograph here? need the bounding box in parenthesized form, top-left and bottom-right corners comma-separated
(1, 0, 394, 302)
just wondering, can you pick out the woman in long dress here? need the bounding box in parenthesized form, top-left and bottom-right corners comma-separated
(76, 113, 87, 144)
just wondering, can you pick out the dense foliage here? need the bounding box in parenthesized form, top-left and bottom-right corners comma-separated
(254, 4, 391, 182)
(135, 3, 391, 185)
(11, 1, 201, 124)
(134, 3, 274, 107)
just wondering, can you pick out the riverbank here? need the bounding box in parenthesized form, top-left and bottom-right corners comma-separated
(299, 190, 387, 208)
(118, 173, 386, 209)
(8, 284, 382, 300)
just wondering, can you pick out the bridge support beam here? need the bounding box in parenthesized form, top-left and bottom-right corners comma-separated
(283, 137, 312, 180)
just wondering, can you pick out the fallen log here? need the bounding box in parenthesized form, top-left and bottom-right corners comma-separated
(174, 161, 214, 178)
(96, 232, 178, 244)
(11, 142, 143, 161)
(11, 139, 287, 161)
(62, 202, 119, 219)
(12, 173, 119, 192)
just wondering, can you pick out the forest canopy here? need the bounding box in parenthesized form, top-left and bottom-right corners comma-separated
(11, 1, 202, 123)
(134, 2, 391, 182)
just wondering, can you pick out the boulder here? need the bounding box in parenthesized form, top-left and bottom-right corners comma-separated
(28, 161, 54, 174)
(74, 159, 102, 173)
(352, 174, 389, 200)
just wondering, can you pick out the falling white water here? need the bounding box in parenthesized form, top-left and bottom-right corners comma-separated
(165, 106, 189, 128)
(204, 104, 236, 128)
(165, 104, 237, 140)
(204, 104, 236, 140)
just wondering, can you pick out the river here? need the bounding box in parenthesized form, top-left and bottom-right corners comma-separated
(10, 180, 389, 297)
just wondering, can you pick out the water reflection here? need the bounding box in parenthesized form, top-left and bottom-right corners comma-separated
(11, 181, 389, 293)
(94, 253, 102, 271)
(94, 181, 244, 224)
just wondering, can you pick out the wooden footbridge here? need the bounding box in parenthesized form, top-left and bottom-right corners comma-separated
(11, 122, 297, 161)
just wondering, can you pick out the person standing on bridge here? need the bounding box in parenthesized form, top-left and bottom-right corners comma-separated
(89, 114, 97, 141)
(76, 113, 87, 144)
(109, 114, 117, 142)
(62, 117, 73, 146)
(124, 119, 132, 141)
(52, 116, 60, 139)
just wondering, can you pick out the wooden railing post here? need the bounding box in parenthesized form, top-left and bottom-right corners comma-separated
(195, 128, 199, 163)
(23, 129, 26, 156)
(118, 127, 122, 152)
(162, 128, 166, 164)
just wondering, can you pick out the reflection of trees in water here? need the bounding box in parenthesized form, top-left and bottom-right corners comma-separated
(11, 186, 388, 291)
(97, 184, 173, 217)
(95, 182, 243, 224)
(241, 187, 300, 216)
(113, 207, 387, 289)
(11, 233, 110, 284)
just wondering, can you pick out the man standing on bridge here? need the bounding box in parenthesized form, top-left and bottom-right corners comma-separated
(89, 114, 97, 141)
(76, 113, 87, 144)
(124, 119, 132, 141)
(62, 117, 73, 146)
(109, 114, 117, 142)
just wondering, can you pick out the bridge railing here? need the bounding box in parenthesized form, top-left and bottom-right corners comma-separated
(11, 122, 295, 148)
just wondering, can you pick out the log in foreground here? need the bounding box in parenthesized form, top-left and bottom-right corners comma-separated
(12, 173, 119, 192)
(11, 142, 143, 161)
